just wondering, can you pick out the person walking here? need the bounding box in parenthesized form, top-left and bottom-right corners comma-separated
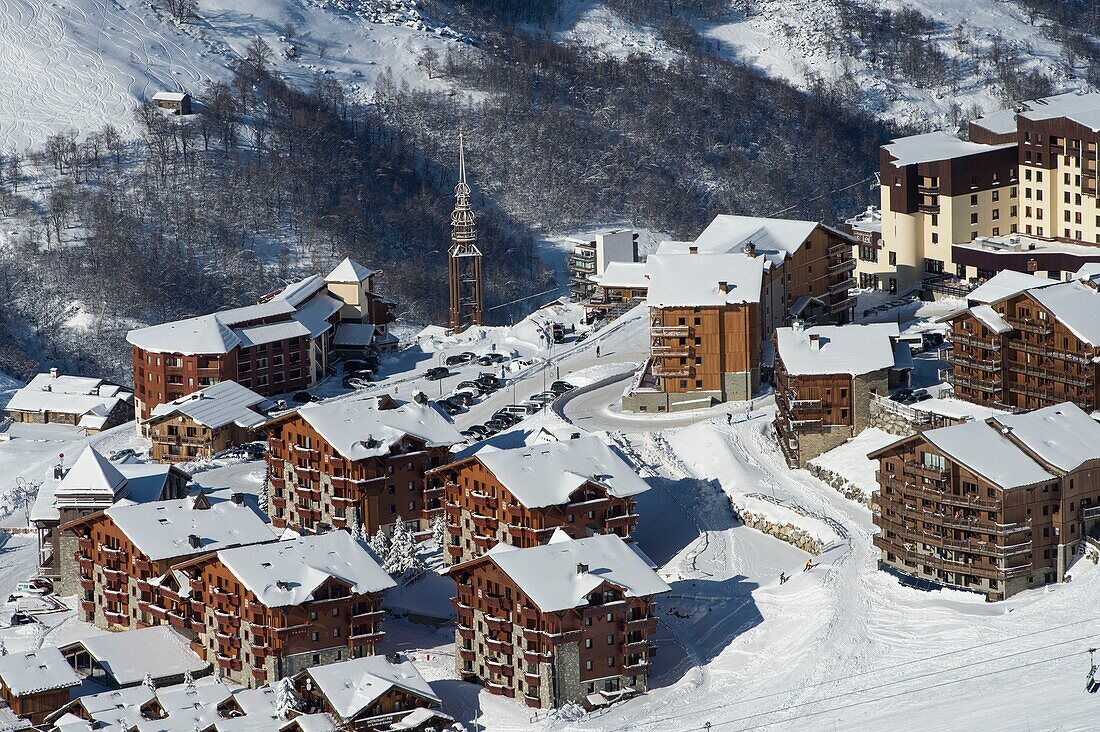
(596, 345, 601, 359)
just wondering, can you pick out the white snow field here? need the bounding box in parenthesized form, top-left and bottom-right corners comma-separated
(0, 0, 459, 150)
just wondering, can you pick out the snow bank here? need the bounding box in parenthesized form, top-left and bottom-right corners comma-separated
(807, 427, 898, 504)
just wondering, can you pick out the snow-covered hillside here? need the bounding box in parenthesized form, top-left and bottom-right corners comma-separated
(0, 0, 461, 150)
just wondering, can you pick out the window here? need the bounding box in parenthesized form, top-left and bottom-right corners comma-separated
(585, 660, 593, 671)
(970, 194, 978, 206)
(921, 452, 945, 471)
(889, 251, 897, 266)
(992, 190, 999, 202)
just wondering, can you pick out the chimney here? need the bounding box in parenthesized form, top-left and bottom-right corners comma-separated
(809, 334, 821, 350)
(718, 281, 729, 295)
(53, 464, 65, 480)
(276, 580, 290, 591)
(231, 492, 245, 506)
(745, 242, 757, 258)
(688, 246, 698, 255)
(187, 534, 201, 549)
(570, 432, 581, 439)
(576, 563, 589, 575)
(413, 391, 427, 405)
(49, 367, 59, 379)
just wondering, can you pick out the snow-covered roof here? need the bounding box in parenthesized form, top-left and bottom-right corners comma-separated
(481, 532, 670, 613)
(62, 627, 209, 688)
(775, 323, 900, 376)
(325, 257, 375, 284)
(467, 435, 649, 509)
(1012, 91, 1100, 131)
(127, 274, 342, 356)
(1026, 278, 1100, 346)
(909, 398, 1005, 423)
(387, 708, 454, 731)
(922, 419, 1055, 489)
(333, 323, 377, 347)
(967, 270, 1055, 304)
(149, 380, 271, 430)
(105, 497, 276, 561)
(60, 684, 153, 727)
(0, 647, 81, 697)
(645, 252, 764, 307)
(594, 261, 649, 290)
(152, 91, 189, 102)
(300, 655, 438, 720)
(295, 394, 463, 461)
(846, 206, 881, 234)
(656, 215, 822, 269)
(1074, 263, 1100, 280)
(281, 713, 340, 732)
(968, 305, 1012, 334)
(6, 373, 131, 417)
(216, 531, 395, 608)
(994, 403, 1100, 473)
(883, 131, 1013, 166)
(57, 446, 127, 500)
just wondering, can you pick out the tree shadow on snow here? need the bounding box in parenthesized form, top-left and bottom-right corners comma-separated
(648, 575, 763, 687)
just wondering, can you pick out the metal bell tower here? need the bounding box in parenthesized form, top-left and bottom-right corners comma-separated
(448, 131, 484, 333)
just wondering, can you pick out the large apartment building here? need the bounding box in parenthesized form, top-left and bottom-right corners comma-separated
(445, 531, 670, 709)
(265, 393, 463, 536)
(62, 494, 276, 630)
(774, 323, 910, 467)
(871, 402, 1100, 600)
(624, 215, 856, 412)
(432, 432, 649, 566)
(172, 531, 395, 686)
(127, 257, 396, 422)
(567, 229, 638, 302)
(866, 92, 1100, 295)
(943, 270, 1100, 412)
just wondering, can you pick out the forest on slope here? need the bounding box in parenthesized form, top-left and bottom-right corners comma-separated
(2, 0, 1092, 382)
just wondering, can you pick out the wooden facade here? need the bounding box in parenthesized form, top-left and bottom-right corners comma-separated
(265, 407, 451, 536)
(173, 554, 386, 688)
(0, 685, 71, 725)
(432, 457, 639, 567)
(946, 289, 1100, 412)
(148, 412, 255, 463)
(649, 302, 760, 397)
(447, 557, 661, 709)
(871, 429, 1100, 600)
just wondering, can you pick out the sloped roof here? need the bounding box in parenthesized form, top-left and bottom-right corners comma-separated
(645, 252, 764, 307)
(594, 261, 649, 289)
(994, 402, 1100, 473)
(0, 647, 81, 697)
(922, 419, 1055, 489)
(63, 627, 209, 687)
(302, 655, 438, 720)
(216, 532, 395, 608)
(468, 435, 650, 509)
(883, 131, 1013, 166)
(775, 323, 900, 376)
(56, 446, 127, 499)
(295, 394, 463, 461)
(968, 305, 1012, 334)
(1026, 278, 1100, 346)
(127, 314, 242, 356)
(105, 497, 276, 561)
(149, 380, 270, 430)
(967, 270, 1055, 304)
(6, 373, 131, 416)
(483, 532, 670, 613)
(333, 323, 377, 347)
(690, 214, 819, 262)
(325, 257, 375, 284)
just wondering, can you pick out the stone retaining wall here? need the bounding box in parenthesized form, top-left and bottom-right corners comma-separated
(733, 507, 824, 555)
(806, 463, 872, 508)
(867, 400, 919, 436)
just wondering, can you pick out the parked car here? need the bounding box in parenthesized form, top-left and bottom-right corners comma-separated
(343, 360, 368, 373)
(445, 352, 476, 366)
(460, 429, 481, 440)
(484, 418, 511, 432)
(466, 425, 492, 438)
(13, 582, 48, 596)
(477, 353, 508, 366)
(889, 389, 914, 403)
(531, 391, 557, 404)
(107, 448, 138, 462)
(550, 381, 576, 395)
(8, 611, 35, 626)
(345, 377, 373, 390)
(27, 578, 53, 594)
(449, 391, 475, 407)
(492, 411, 522, 426)
(551, 322, 565, 343)
(501, 403, 540, 417)
(457, 380, 489, 394)
(437, 399, 464, 416)
(425, 367, 450, 381)
(292, 391, 314, 404)
(475, 374, 503, 390)
(479, 423, 501, 436)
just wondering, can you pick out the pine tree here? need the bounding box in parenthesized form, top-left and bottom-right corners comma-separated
(369, 526, 391, 558)
(274, 676, 303, 719)
(430, 513, 447, 547)
(382, 516, 424, 577)
(143, 671, 157, 694)
(183, 669, 195, 689)
(0, 637, 6, 656)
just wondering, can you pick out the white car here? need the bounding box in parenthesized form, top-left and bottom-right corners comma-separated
(11, 582, 49, 597)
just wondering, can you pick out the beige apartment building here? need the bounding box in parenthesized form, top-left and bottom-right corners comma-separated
(862, 92, 1100, 295)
